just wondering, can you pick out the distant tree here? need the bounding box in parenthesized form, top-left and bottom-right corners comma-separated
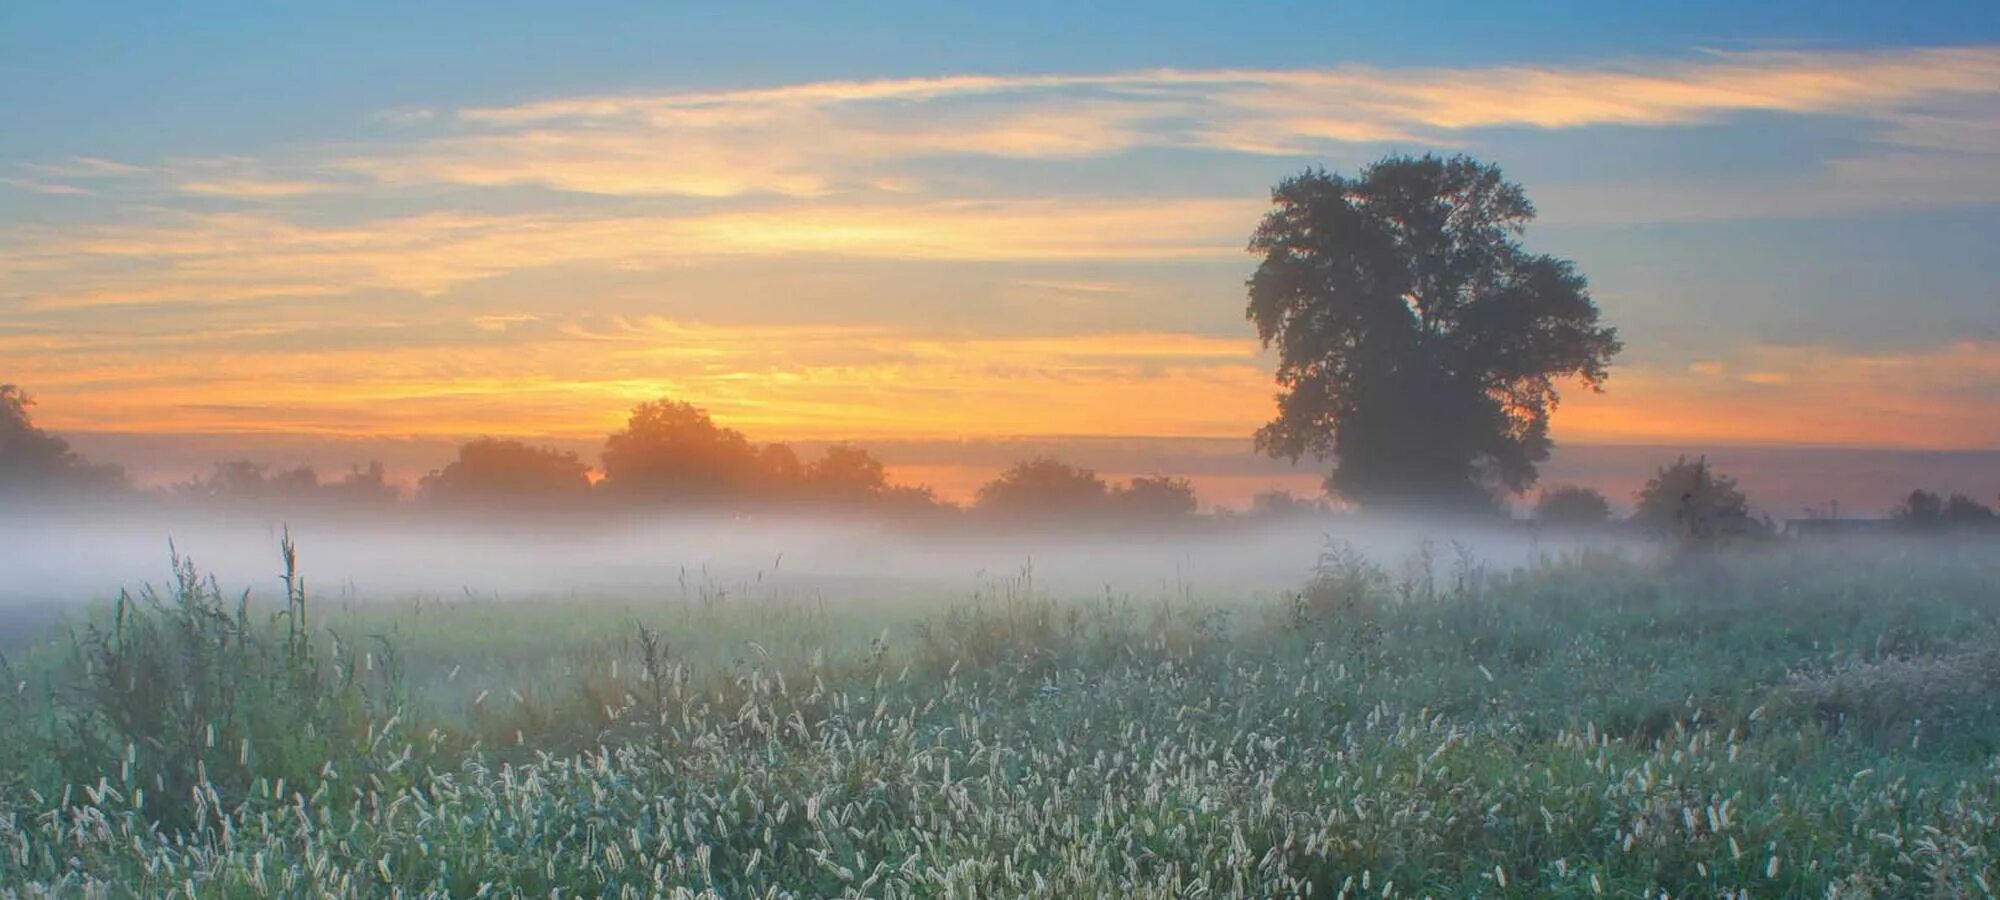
(176, 460, 321, 504)
(1533, 484, 1612, 526)
(802, 444, 889, 502)
(600, 399, 762, 501)
(1244, 155, 1620, 511)
(0, 384, 127, 494)
(322, 462, 401, 506)
(974, 457, 1109, 518)
(1894, 489, 1946, 528)
(878, 483, 958, 518)
(1944, 494, 1998, 528)
(1897, 489, 1998, 531)
(1247, 489, 1326, 519)
(1109, 475, 1199, 519)
(756, 443, 806, 497)
(1631, 456, 1755, 543)
(420, 439, 591, 506)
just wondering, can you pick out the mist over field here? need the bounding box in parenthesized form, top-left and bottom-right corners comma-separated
(0, 504, 1618, 612)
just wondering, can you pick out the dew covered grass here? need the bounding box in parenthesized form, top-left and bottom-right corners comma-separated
(3, 536, 1999, 897)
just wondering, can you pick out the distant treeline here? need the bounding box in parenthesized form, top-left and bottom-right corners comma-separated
(0, 387, 1284, 523)
(4, 384, 1995, 532)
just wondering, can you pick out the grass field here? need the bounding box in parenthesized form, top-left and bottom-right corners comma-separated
(4, 533, 2000, 897)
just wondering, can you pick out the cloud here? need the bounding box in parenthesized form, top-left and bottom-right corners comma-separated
(174, 177, 337, 198)
(7, 314, 1275, 441)
(1011, 279, 1132, 295)
(1, 197, 1262, 308)
(0, 178, 94, 196)
(20, 157, 147, 178)
(1555, 340, 2000, 449)
(320, 45, 2000, 201)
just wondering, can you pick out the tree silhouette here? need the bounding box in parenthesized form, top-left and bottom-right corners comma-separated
(1247, 489, 1326, 519)
(420, 439, 591, 506)
(1110, 475, 1199, 519)
(1245, 155, 1620, 510)
(1896, 489, 1997, 531)
(600, 399, 762, 501)
(1895, 489, 1946, 527)
(974, 457, 1109, 518)
(0, 384, 127, 494)
(1533, 484, 1611, 526)
(756, 443, 807, 498)
(1944, 494, 1998, 528)
(323, 462, 401, 506)
(803, 443, 890, 503)
(176, 460, 320, 504)
(1632, 456, 1754, 543)
(877, 483, 957, 518)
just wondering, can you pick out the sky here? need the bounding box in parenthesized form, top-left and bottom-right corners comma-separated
(3, 2, 1998, 511)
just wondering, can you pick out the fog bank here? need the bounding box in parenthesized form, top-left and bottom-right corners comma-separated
(0, 506, 1626, 614)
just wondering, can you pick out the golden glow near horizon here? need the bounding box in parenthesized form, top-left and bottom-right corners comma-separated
(6, 45, 2000, 463)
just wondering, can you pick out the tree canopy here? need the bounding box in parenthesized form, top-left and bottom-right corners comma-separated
(420, 439, 593, 506)
(1533, 484, 1612, 526)
(1895, 489, 1998, 531)
(600, 400, 763, 500)
(974, 457, 1109, 518)
(972, 459, 1201, 522)
(0, 384, 126, 495)
(1245, 155, 1620, 510)
(1632, 456, 1754, 540)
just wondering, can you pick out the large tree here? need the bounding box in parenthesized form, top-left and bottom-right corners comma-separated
(1245, 155, 1620, 510)
(974, 457, 1109, 519)
(599, 399, 763, 501)
(420, 439, 592, 506)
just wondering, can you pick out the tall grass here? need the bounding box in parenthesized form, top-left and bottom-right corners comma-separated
(3, 536, 1999, 896)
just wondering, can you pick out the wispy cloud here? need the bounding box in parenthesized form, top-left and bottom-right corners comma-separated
(9, 315, 1274, 440)
(174, 177, 337, 198)
(1, 198, 1261, 308)
(321, 45, 2000, 201)
(0, 178, 94, 196)
(1556, 341, 2000, 449)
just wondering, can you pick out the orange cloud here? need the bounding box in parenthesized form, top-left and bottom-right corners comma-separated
(10, 318, 1276, 442)
(1555, 341, 2000, 449)
(2, 198, 1262, 309)
(321, 45, 2000, 200)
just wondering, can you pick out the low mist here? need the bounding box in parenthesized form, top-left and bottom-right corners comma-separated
(0, 504, 1627, 616)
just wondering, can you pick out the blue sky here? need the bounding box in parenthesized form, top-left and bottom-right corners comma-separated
(3, 1, 1997, 508)
(7, 0, 1997, 159)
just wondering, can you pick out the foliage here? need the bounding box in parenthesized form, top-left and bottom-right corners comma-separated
(175, 459, 400, 507)
(801, 442, 890, 503)
(1245, 155, 1620, 511)
(0, 384, 127, 495)
(1247, 488, 1327, 519)
(974, 456, 1110, 517)
(320, 461, 402, 506)
(596, 399, 932, 512)
(1109, 474, 1199, 518)
(420, 438, 593, 505)
(1533, 483, 1612, 526)
(1632, 455, 1759, 545)
(1896, 489, 1999, 531)
(600, 399, 764, 500)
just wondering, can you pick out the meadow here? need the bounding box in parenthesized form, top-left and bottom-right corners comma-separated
(3, 531, 1999, 897)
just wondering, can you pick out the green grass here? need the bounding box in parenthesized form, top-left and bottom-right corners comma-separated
(4, 537, 2000, 897)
